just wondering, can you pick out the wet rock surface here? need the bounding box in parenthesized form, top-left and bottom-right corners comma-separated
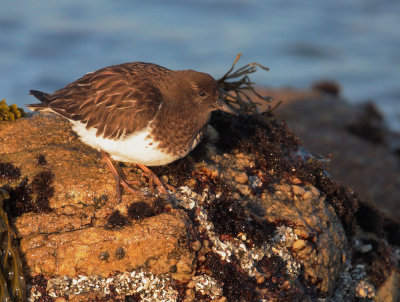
(272, 86, 400, 220)
(0, 109, 399, 301)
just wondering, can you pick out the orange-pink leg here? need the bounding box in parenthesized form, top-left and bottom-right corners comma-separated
(101, 150, 139, 202)
(136, 163, 176, 194)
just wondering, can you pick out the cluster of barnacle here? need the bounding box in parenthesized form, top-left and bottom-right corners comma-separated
(37, 269, 179, 301)
(330, 258, 376, 301)
(172, 185, 303, 301)
(39, 267, 224, 302)
(0, 99, 26, 121)
(0, 188, 27, 301)
(176, 186, 301, 278)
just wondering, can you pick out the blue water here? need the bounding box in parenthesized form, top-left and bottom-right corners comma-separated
(1, 0, 400, 129)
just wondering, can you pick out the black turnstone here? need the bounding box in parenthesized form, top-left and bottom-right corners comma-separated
(28, 62, 236, 201)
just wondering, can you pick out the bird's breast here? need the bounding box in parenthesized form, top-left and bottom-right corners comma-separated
(70, 121, 180, 166)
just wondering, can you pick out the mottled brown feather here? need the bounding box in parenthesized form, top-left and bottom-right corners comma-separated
(29, 62, 225, 159)
(46, 63, 169, 139)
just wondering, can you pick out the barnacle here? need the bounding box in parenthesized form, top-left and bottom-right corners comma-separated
(0, 100, 26, 121)
(0, 188, 26, 301)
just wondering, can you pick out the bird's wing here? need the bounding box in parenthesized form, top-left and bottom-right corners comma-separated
(47, 64, 165, 139)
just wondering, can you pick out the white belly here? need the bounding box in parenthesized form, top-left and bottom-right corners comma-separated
(70, 121, 179, 166)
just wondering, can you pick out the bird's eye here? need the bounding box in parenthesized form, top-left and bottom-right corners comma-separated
(199, 91, 207, 97)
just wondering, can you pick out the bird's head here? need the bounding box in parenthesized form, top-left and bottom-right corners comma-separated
(185, 70, 237, 115)
(167, 70, 236, 116)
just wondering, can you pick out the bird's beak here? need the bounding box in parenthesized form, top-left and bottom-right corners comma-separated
(216, 96, 237, 115)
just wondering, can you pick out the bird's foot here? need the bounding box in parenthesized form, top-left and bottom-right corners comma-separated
(137, 164, 176, 194)
(101, 150, 141, 202)
(112, 175, 140, 202)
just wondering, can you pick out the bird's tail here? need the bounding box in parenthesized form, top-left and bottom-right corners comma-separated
(27, 90, 51, 111)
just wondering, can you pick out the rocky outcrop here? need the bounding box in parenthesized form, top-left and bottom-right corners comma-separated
(0, 107, 399, 301)
(270, 85, 400, 220)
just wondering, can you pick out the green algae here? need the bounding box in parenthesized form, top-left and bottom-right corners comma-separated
(0, 100, 26, 121)
(0, 188, 26, 301)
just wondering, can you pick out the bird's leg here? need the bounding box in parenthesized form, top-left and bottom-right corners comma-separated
(101, 150, 139, 202)
(136, 163, 176, 194)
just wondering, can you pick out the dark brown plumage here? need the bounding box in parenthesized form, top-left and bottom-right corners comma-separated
(28, 62, 235, 200)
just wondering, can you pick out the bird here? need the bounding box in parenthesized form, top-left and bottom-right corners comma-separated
(28, 62, 236, 201)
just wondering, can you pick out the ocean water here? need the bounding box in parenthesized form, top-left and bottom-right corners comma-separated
(1, 0, 400, 130)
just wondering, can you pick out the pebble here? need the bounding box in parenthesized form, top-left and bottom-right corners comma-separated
(290, 177, 302, 184)
(291, 239, 306, 251)
(359, 244, 372, 253)
(292, 185, 306, 195)
(185, 178, 197, 189)
(191, 240, 202, 251)
(302, 190, 313, 201)
(184, 289, 195, 301)
(249, 175, 263, 189)
(98, 251, 109, 261)
(310, 185, 320, 197)
(236, 184, 251, 195)
(355, 280, 375, 298)
(115, 247, 125, 259)
(234, 172, 248, 184)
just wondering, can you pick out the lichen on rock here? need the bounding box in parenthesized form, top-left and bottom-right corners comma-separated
(0, 99, 26, 121)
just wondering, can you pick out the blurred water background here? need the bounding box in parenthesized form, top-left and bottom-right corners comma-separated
(1, 0, 400, 130)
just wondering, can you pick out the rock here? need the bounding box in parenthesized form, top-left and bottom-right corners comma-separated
(261, 189, 346, 294)
(0, 115, 118, 209)
(0, 110, 398, 301)
(375, 271, 400, 302)
(15, 210, 94, 236)
(234, 172, 248, 184)
(292, 184, 306, 195)
(20, 209, 193, 278)
(291, 239, 306, 251)
(274, 89, 400, 219)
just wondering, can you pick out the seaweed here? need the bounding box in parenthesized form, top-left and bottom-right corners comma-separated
(5, 170, 54, 218)
(256, 255, 288, 291)
(217, 53, 272, 114)
(209, 111, 360, 237)
(125, 294, 141, 301)
(383, 217, 400, 247)
(353, 238, 393, 288)
(346, 102, 385, 144)
(127, 198, 168, 221)
(0, 163, 21, 181)
(151, 156, 195, 188)
(106, 210, 129, 228)
(30, 171, 54, 213)
(0, 188, 27, 301)
(36, 154, 47, 167)
(114, 247, 125, 259)
(0, 100, 26, 121)
(201, 252, 309, 301)
(203, 179, 276, 245)
(355, 201, 383, 235)
(203, 252, 257, 301)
